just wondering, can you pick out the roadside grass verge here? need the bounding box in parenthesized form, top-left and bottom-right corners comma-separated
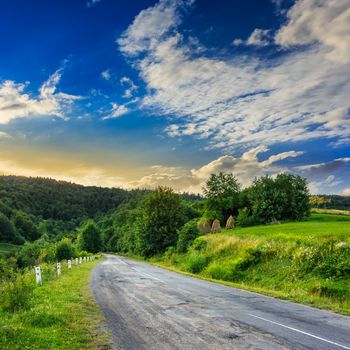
(0, 259, 110, 350)
(150, 213, 350, 315)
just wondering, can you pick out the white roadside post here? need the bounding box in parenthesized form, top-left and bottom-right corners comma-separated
(83, 256, 86, 263)
(35, 266, 42, 285)
(68, 259, 72, 269)
(79, 257, 82, 264)
(87, 256, 90, 262)
(57, 262, 61, 276)
(75, 257, 79, 266)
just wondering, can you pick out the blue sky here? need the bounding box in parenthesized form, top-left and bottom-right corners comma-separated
(0, 0, 349, 194)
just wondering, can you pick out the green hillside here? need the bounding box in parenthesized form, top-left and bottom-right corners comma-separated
(153, 212, 350, 314)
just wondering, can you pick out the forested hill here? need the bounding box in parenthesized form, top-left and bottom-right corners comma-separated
(0, 175, 146, 221)
(0, 175, 151, 244)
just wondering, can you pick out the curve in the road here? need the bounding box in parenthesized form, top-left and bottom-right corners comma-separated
(91, 254, 350, 350)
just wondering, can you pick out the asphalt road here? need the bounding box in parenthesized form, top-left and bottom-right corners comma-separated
(91, 254, 350, 350)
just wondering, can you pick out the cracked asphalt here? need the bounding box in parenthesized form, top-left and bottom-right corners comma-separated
(91, 254, 350, 350)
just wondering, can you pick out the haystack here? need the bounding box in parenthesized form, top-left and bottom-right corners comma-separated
(226, 215, 234, 229)
(211, 219, 221, 233)
(198, 221, 211, 234)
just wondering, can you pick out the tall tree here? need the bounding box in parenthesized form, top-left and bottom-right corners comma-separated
(249, 174, 310, 223)
(78, 220, 102, 253)
(203, 172, 241, 222)
(136, 187, 185, 257)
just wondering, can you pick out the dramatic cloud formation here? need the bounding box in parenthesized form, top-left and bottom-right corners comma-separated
(275, 0, 350, 63)
(128, 146, 304, 192)
(0, 70, 80, 124)
(118, 0, 350, 151)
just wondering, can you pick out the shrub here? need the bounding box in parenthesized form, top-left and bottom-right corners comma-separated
(56, 238, 75, 261)
(191, 237, 208, 251)
(0, 272, 35, 312)
(177, 220, 200, 253)
(294, 241, 350, 278)
(236, 208, 257, 227)
(185, 253, 210, 274)
(205, 262, 232, 281)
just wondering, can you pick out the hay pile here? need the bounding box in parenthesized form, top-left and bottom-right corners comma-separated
(226, 215, 234, 229)
(211, 219, 221, 233)
(198, 221, 211, 234)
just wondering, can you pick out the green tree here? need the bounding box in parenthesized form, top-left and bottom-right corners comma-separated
(177, 220, 200, 253)
(249, 174, 310, 223)
(56, 238, 75, 260)
(136, 187, 186, 257)
(0, 213, 24, 244)
(78, 220, 102, 253)
(203, 172, 241, 222)
(12, 211, 40, 241)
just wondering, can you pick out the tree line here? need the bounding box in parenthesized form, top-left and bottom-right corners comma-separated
(0, 173, 311, 272)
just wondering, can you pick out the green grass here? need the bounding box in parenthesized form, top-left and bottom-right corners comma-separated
(223, 213, 350, 241)
(152, 213, 350, 315)
(0, 259, 110, 350)
(0, 243, 19, 257)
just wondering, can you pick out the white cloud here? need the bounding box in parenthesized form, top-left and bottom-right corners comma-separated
(128, 146, 304, 192)
(101, 69, 111, 81)
(120, 76, 138, 98)
(275, 0, 350, 63)
(86, 0, 102, 8)
(118, 0, 350, 151)
(342, 188, 350, 196)
(0, 131, 11, 139)
(0, 70, 81, 124)
(236, 28, 271, 47)
(101, 103, 130, 120)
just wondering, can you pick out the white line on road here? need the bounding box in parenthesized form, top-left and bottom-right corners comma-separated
(139, 271, 164, 283)
(249, 314, 350, 350)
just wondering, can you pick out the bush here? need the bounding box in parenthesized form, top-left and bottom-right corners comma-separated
(294, 241, 350, 278)
(177, 220, 199, 253)
(236, 208, 257, 227)
(56, 238, 75, 261)
(0, 272, 35, 312)
(185, 253, 210, 274)
(205, 262, 232, 281)
(191, 237, 208, 251)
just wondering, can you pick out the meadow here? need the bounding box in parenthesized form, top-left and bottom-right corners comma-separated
(153, 212, 350, 315)
(0, 258, 110, 350)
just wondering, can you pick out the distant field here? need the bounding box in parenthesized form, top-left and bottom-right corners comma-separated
(311, 208, 350, 215)
(223, 213, 350, 241)
(0, 243, 19, 256)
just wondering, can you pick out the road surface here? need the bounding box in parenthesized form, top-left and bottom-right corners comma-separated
(91, 254, 350, 350)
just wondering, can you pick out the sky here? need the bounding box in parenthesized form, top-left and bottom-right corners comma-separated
(0, 0, 349, 195)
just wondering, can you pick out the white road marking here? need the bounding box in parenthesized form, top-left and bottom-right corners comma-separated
(249, 314, 350, 350)
(139, 271, 164, 283)
(117, 257, 128, 266)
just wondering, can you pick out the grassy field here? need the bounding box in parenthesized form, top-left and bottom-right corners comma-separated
(153, 213, 350, 315)
(0, 243, 19, 257)
(0, 259, 110, 350)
